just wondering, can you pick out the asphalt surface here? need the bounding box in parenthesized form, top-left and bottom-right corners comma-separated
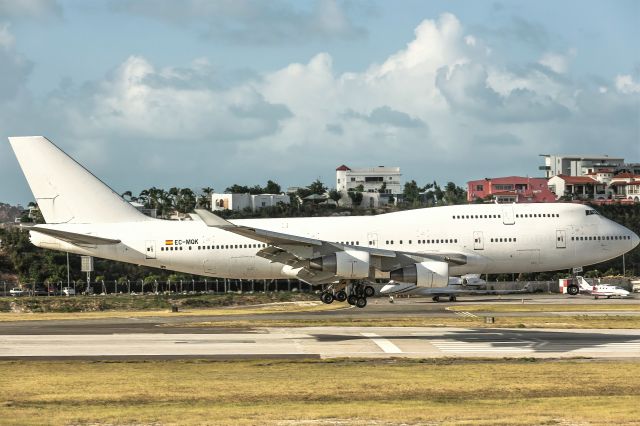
(1, 294, 639, 360)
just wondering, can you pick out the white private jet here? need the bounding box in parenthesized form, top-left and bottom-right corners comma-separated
(565, 276, 632, 299)
(8, 136, 640, 308)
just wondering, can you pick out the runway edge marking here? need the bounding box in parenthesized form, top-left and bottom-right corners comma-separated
(360, 332, 403, 354)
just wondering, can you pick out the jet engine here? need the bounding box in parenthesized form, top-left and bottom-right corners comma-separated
(309, 249, 370, 279)
(389, 260, 449, 288)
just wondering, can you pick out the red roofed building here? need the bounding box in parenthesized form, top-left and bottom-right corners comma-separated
(609, 174, 640, 202)
(548, 175, 608, 200)
(467, 177, 556, 203)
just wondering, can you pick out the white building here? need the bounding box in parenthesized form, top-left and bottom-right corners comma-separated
(539, 154, 625, 178)
(609, 173, 640, 202)
(547, 175, 608, 200)
(336, 165, 402, 194)
(211, 193, 290, 212)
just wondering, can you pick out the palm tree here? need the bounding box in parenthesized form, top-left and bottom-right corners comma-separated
(200, 187, 214, 210)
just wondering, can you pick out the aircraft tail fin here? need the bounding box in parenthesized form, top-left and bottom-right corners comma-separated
(8, 136, 149, 224)
(576, 276, 593, 291)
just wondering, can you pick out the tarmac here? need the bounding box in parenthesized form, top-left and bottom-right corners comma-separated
(1, 294, 639, 360)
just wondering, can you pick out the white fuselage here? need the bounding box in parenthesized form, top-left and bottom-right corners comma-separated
(30, 203, 638, 281)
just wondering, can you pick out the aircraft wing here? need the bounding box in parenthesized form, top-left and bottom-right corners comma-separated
(28, 226, 121, 246)
(195, 209, 468, 284)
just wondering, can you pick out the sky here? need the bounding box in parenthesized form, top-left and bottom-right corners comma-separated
(0, 0, 639, 205)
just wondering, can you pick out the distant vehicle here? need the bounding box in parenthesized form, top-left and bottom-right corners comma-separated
(9, 287, 25, 296)
(62, 287, 76, 296)
(561, 276, 631, 299)
(32, 286, 49, 296)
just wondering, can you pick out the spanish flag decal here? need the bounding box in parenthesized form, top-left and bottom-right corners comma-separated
(165, 240, 173, 246)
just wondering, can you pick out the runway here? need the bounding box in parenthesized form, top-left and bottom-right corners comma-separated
(2, 327, 640, 360)
(1, 295, 638, 360)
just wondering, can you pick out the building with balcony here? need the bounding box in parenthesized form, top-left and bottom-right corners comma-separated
(547, 175, 608, 200)
(609, 173, 640, 202)
(336, 165, 402, 195)
(539, 154, 625, 178)
(467, 177, 556, 203)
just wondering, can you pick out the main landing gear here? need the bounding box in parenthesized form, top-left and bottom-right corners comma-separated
(320, 282, 375, 309)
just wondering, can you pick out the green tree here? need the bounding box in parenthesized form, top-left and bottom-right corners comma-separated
(307, 179, 327, 195)
(264, 180, 281, 194)
(175, 188, 197, 214)
(403, 180, 420, 204)
(328, 189, 342, 206)
(348, 191, 363, 206)
(199, 187, 214, 209)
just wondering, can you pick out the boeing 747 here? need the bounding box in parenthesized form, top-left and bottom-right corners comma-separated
(8, 136, 639, 308)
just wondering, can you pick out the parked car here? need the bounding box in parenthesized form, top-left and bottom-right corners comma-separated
(33, 287, 49, 296)
(62, 287, 76, 296)
(9, 287, 25, 296)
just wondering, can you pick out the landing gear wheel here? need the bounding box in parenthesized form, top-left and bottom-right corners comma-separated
(449, 295, 457, 302)
(347, 295, 357, 305)
(354, 284, 365, 297)
(567, 285, 579, 296)
(335, 290, 347, 302)
(432, 296, 440, 302)
(355, 297, 367, 308)
(320, 292, 334, 304)
(364, 285, 375, 298)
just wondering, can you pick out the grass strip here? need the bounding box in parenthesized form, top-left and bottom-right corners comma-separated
(1, 358, 639, 425)
(167, 315, 640, 329)
(448, 303, 640, 313)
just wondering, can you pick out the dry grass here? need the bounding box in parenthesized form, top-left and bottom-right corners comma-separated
(449, 303, 640, 313)
(1, 359, 639, 425)
(168, 315, 640, 329)
(0, 301, 343, 322)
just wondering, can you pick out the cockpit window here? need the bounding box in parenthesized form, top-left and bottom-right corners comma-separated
(585, 209, 599, 216)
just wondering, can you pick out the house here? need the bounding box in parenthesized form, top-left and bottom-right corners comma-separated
(467, 177, 556, 203)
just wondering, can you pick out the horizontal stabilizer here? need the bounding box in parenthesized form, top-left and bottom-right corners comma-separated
(194, 209, 236, 228)
(29, 226, 121, 245)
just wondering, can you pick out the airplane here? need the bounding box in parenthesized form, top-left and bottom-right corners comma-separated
(561, 276, 632, 299)
(8, 136, 640, 308)
(448, 274, 487, 288)
(379, 279, 528, 302)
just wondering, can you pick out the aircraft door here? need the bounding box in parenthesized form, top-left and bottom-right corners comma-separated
(556, 230, 566, 249)
(145, 240, 156, 259)
(473, 231, 484, 250)
(502, 205, 515, 225)
(367, 233, 378, 248)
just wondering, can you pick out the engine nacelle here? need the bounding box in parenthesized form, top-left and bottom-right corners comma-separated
(389, 261, 449, 288)
(309, 249, 370, 279)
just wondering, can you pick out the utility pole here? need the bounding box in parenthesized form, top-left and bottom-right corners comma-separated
(66, 252, 70, 290)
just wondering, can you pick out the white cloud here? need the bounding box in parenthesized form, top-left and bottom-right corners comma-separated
(615, 74, 640, 94)
(52, 56, 291, 142)
(2, 11, 639, 205)
(0, 22, 14, 48)
(538, 52, 569, 74)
